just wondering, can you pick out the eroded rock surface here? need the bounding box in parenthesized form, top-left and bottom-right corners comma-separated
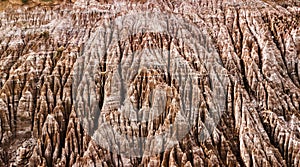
(0, 0, 299, 166)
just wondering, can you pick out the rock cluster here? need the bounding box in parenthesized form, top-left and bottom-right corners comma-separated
(0, 0, 299, 166)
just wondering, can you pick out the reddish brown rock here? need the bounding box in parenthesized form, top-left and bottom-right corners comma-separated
(0, 0, 299, 166)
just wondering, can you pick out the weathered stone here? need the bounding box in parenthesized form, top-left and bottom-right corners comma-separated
(0, 0, 299, 166)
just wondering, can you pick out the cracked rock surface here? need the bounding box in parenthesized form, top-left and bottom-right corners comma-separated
(0, 0, 300, 166)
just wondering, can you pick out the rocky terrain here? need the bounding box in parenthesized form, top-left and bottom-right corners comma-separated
(0, 0, 299, 166)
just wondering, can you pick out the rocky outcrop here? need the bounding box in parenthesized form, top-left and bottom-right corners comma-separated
(0, 0, 299, 166)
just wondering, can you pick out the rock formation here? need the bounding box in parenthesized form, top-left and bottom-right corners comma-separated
(0, 0, 299, 166)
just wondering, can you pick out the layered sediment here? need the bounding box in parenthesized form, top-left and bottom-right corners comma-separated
(0, 0, 299, 166)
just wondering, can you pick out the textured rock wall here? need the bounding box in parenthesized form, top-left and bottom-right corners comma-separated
(0, 0, 299, 166)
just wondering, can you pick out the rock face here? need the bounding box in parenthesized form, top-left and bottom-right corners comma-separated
(0, 0, 299, 166)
